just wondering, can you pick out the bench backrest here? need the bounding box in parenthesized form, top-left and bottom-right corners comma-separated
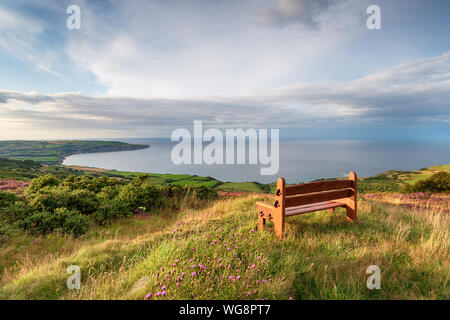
(275, 171, 357, 210)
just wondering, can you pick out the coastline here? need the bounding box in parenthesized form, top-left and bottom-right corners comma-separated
(0, 140, 150, 165)
(56, 143, 150, 164)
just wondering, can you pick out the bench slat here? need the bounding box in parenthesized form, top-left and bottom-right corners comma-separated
(285, 180, 353, 196)
(285, 201, 346, 216)
(285, 189, 352, 207)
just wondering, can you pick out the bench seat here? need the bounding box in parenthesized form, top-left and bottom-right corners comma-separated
(285, 201, 346, 216)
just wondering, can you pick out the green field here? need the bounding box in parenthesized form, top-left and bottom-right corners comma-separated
(0, 141, 149, 165)
(429, 165, 450, 171)
(2, 157, 450, 193)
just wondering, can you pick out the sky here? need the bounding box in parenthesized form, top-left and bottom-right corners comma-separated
(0, 0, 449, 140)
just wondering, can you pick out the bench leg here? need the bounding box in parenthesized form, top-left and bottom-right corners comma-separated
(346, 171, 357, 221)
(328, 208, 335, 213)
(346, 205, 357, 221)
(273, 211, 285, 240)
(258, 214, 266, 231)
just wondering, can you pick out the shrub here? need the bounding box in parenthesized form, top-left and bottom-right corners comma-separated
(93, 199, 132, 224)
(59, 208, 91, 236)
(65, 189, 99, 214)
(187, 185, 218, 200)
(17, 207, 90, 237)
(26, 174, 59, 193)
(27, 186, 70, 211)
(3, 201, 37, 222)
(117, 183, 167, 210)
(404, 171, 450, 193)
(28, 186, 98, 214)
(0, 191, 18, 207)
(61, 175, 122, 193)
(97, 185, 121, 201)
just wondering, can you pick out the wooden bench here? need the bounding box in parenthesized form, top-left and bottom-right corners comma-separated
(256, 171, 357, 239)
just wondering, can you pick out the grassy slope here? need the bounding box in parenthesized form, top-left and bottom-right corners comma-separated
(0, 196, 448, 300)
(0, 158, 87, 181)
(0, 141, 149, 165)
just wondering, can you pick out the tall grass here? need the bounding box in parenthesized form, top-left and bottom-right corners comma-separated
(0, 196, 448, 300)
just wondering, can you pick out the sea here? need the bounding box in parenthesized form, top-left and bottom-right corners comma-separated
(62, 138, 450, 184)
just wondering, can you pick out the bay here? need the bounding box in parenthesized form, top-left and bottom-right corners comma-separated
(63, 138, 450, 184)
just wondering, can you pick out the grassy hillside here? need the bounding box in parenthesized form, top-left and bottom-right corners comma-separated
(0, 195, 448, 300)
(0, 158, 86, 181)
(0, 141, 149, 165)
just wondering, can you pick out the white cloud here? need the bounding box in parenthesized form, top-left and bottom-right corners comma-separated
(1, 51, 449, 139)
(63, 0, 362, 98)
